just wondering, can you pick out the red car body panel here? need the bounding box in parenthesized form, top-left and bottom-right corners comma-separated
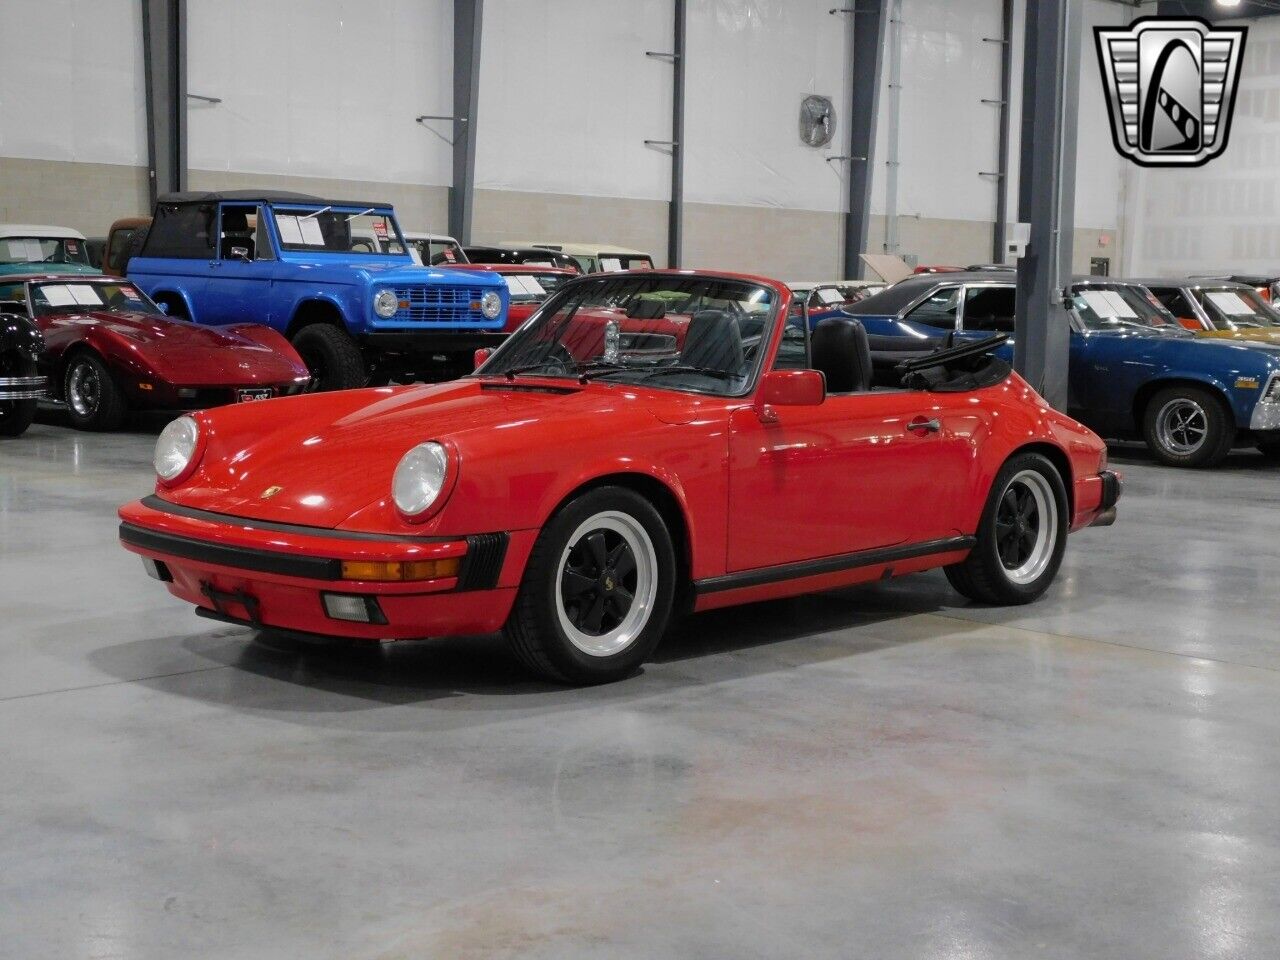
(9, 273, 309, 407)
(118, 270, 1115, 642)
(449, 263, 578, 331)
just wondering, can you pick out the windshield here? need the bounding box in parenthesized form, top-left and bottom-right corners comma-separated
(1070, 284, 1182, 332)
(27, 280, 161, 317)
(597, 254, 654, 273)
(1, 236, 90, 266)
(477, 274, 777, 397)
(499, 271, 573, 302)
(271, 206, 403, 255)
(1193, 287, 1280, 330)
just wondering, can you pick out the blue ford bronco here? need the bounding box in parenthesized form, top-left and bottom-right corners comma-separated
(126, 191, 509, 390)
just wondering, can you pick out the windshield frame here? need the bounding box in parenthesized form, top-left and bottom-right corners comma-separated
(472, 272, 784, 399)
(23, 278, 164, 317)
(1192, 285, 1280, 331)
(1068, 282, 1183, 333)
(266, 203, 410, 257)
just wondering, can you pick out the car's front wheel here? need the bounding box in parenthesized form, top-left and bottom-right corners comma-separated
(64, 353, 126, 431)
(945, 452, 1068, 605)
(291, 324, 367, 391)
(1142, 385, 1235, 468)
(505, 486, 676, 685)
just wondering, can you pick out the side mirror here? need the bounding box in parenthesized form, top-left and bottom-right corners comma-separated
(755, 369, 825, 422)
(473, 347, 493, 370)
(156, 301, 169, 315)
(229, 246, 250, 262)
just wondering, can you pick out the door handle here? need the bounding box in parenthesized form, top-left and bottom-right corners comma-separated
(907, 417, 941, 434)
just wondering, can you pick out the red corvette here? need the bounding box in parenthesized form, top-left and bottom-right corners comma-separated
(449, 263, 579, 331)
(119, 271, 1120, 684)
(0, 274, 310, 430)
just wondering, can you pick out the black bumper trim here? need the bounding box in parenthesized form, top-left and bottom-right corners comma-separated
(120, 522, 342, 580)
(1099, 470, 1122, 511)
(694, 535, 976, 595)
(139, 494, 455, 543)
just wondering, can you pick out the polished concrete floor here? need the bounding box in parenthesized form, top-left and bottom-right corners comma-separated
(3, 415, 1280, 959)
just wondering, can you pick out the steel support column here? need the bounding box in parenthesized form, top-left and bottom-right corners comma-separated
(141, 0, 187, 205)
(448, 0, 483, 244)
(990, 0, 1014, 263)
(841, 0, 888, 279)
(669, 0, 687, 268)
(1014, 0, 1081, 411)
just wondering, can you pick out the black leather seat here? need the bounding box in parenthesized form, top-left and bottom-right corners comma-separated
(219, 209, 255, 260)
(680, 309, 743, 373)
(811, 317, 872, 393)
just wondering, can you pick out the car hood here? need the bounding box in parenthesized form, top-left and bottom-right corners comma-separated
(45, 311, 308, 384)
(275, 257, 506, 289)
(1197, 329, 1280, 345)
(165, 378, 691, 528)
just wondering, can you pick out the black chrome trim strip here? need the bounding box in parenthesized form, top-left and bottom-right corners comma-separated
(140, 494, 453, 543)
(120, 522, 342, 579)
(694, 536, 977, 595)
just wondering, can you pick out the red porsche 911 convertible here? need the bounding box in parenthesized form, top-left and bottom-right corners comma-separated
(0, 274, 311, 430)
(119, 270, 1120, 684)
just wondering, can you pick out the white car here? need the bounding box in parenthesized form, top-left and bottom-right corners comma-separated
(498, 241, 654, 274)
(348, 229, 468, 266)
(0, 224, 97, 275)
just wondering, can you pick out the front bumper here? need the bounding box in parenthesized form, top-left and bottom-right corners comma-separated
(118, 496, 526, 640)
(0, 374, 46, 401)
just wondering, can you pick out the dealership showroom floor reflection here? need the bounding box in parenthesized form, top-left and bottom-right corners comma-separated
(3, 421, 1278, 959)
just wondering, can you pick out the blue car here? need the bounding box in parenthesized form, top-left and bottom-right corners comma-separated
(127, 191, 509, 390)
(844, 271, 1280, 467)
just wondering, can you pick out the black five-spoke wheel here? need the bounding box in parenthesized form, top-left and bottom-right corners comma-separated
(559, 526, 640, 641)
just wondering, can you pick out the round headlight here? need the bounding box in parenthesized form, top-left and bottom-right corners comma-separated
(393, 442, 450, 517)
(154, 415, 200, 482)
(373, 289, 399, 318)
(480, 290, 502, 320)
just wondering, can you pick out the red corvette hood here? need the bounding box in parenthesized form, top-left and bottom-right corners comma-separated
(48, 311, 307, 385)
(165, 379, 685, 527)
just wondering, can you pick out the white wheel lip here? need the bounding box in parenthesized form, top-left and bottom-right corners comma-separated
(1001, 469, 1059, 586)
(1155, 396, 1209, 456)
(555, 510, 659, 658)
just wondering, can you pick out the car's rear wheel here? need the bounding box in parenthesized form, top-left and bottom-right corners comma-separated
(0, 352, 38, 437)
(505, 486, 676, 685)
(64, 353, 125, 431)
(945, 452, 1068, 605)
(1142, 385, 1235, 468)
(291, 324, 367, 392)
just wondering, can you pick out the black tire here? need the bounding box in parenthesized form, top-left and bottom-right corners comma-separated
(1257, 441, 1280, 461)
(291, 324, 367, 391)
(505, 486, 676, 685)
(0, 398, 35, 437)
(63, 352, 126, 431)
(945, 452, 1069, 605)
(1141, 385, 1235, 468)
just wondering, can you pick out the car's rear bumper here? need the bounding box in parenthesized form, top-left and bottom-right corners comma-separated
(0, 374, 46, 401)
(1073, 469, 1122, 530)
(118, 497, 530, 640)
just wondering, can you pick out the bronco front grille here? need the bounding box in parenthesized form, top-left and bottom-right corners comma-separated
(392, 285, 490, 324)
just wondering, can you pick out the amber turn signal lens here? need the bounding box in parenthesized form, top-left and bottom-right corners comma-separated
(340, 557, 461, 582)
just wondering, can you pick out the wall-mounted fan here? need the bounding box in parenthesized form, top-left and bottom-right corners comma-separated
(799, 95, 836, 148)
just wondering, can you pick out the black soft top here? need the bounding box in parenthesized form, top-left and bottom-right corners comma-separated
(156, 190, 393, 209)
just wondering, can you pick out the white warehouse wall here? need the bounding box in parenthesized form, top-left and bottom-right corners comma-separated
(0, 0, 1132, 272)
(1124, 13, 1280, 277)
(0, 0, 149, 232)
